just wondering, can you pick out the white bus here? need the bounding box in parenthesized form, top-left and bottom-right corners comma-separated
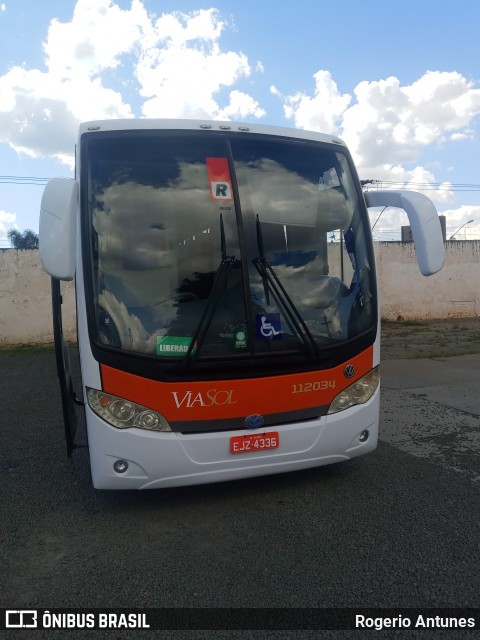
(39, 119, 444, 489)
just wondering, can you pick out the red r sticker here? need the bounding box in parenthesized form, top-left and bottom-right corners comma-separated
(206, 157, 233, 201)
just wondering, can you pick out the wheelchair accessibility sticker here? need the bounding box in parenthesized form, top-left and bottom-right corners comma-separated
(256, 313, 282, 340)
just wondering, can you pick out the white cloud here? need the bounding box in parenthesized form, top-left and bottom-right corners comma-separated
(0, 1, 264, 164)
(0, 209, 16, 241)
(275, 70, 480, 202)
(341, 72, 480, 173)
(43, 0, 146, 78)
(136, 9, 255, 120)
(276, 70, 351, 134)
(218, 90, 265, 120)
(368, 202, 480, 241)
(439, 204, 480, 239)
(366, 166, 455, 204)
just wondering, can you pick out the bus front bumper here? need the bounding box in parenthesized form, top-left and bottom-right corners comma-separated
(85, 390, 379, 489)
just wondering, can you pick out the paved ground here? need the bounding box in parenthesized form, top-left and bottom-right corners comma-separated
(380, 318, 480, 487)
(1, 333, 480, 638)
(381, 354, 480, 485)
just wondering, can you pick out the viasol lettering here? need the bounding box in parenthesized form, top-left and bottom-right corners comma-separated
(171, 389, 237, 409)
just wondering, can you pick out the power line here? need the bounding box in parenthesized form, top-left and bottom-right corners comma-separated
(0, 175, 480, 191)
(363, 179, 480, 192)
(0, 175, 50, 185)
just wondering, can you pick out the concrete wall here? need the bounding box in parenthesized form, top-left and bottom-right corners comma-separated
(376, 240, 480, 320)
(0, 249, 76, 347)
(1, 242, 479, 346)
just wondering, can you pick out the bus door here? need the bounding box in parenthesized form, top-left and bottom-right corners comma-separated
(51, 277, 83, 456)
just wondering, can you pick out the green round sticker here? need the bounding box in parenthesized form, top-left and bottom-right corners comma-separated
(234, 330, 247, 349)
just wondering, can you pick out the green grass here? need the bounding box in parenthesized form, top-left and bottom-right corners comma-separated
(0, 344, 55, 357)
(409, 347, 480, 359)
(381, 319, 429, 329)
(397, 320, 429, 327)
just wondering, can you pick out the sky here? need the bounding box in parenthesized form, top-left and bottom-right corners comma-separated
(1, 0, 480, 247)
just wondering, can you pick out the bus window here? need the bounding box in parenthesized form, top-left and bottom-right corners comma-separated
(87, 135, 247, 357)
(231, 137, 372, 349)
(87, 133, 374, 361)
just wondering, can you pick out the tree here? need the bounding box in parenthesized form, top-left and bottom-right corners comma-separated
(7, 228, 39, 249)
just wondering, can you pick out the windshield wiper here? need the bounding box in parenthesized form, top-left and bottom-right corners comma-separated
(253, 215, 319, 358)
(183, 214, 237, 367)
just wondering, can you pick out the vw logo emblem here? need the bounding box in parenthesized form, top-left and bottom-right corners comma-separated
(344, 364, 355, 378)
(245, 414, 264, 429)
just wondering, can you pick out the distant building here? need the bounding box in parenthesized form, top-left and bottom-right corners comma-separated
(402, 215, 446, 242)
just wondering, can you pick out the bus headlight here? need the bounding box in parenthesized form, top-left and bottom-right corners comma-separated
(86, 388, 172, 432)
(327, 367, 379, 415)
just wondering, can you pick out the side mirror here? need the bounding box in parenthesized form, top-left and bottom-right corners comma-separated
(39, 178, 77, 281)
(365, 190, 445, 276)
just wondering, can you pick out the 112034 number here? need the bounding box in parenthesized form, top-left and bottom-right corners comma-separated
(291, 381, 336, 394)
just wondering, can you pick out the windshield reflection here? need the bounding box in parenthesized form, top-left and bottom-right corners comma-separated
(87, 134, 374, 360)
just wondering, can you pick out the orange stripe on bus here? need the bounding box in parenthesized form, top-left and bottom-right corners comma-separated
(100, 346, 373, 422)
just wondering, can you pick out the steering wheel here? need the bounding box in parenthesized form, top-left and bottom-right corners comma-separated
(98, 308, 121, 347)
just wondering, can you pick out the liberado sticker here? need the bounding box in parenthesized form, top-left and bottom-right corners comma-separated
(157, 336, 192, 356)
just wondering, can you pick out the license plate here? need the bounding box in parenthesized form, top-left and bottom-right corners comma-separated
(230, 432, 279, 454)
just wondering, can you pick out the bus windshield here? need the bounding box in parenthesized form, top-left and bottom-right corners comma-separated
(84, 131, 375, 364)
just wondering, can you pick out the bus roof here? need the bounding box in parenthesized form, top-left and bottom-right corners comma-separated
(78, 119, 346, 147)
